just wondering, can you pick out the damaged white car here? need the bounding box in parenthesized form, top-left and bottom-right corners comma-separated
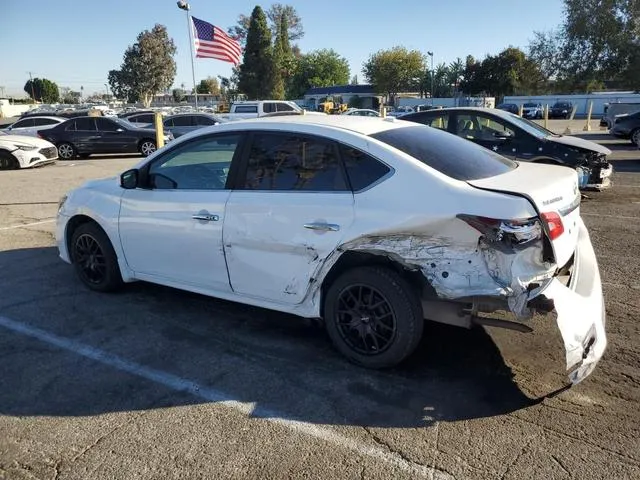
(55, 115, 606, 384)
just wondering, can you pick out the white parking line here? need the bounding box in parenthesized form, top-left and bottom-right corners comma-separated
(0, 315, 450, 480)
(0, 219, 56, 231)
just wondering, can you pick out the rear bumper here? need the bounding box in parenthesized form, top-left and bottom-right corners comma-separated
(542, 217, 607, 384)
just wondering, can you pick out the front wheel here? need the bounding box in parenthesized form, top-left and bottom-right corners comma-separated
(631, 129, 640, 147)
(139, 139, 156, 157)
(0, 151, 19, 170)
(70, 222, 123, 292)
(323, 266, 424, 369)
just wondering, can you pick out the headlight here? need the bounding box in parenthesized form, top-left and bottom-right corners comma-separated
(58, 194, 68, 212)
(14, 144, 37, 151)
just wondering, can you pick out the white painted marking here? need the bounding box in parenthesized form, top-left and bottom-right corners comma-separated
(0, 316, 451, 480)
(0, 219, 56, 231)
(582, 213, 638, 220)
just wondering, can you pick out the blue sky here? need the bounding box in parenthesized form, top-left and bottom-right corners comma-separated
(0, 0, 564, 97)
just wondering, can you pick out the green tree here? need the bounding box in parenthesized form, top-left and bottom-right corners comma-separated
(108, 24, 177, 106)
(229, 3, 304, 46)
(24, 78, 60, 103)
(363, 47, 425, 100)
(288, 49, 350, 99)
(238, 6, 275, 99)
(272, 13, 296, 99)
(196, 76, 221, 95)
(172, 88, 185, 102)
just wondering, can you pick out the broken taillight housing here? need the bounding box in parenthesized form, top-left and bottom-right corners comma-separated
(540, 211, 564, 240)
(457, 214, 542, 246)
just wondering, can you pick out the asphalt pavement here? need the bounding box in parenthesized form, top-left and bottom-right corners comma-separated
(0, 131, 638, 479)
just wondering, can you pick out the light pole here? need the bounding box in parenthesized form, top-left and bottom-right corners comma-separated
(104, 83, 110, 103)
(177, 0, 198, 108)
(427, 51, 434, 106)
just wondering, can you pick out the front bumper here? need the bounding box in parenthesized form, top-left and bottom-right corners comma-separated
(56, 212, 72, 264)
(584, 163, 613, 190)
(542, 217, 607, 384)
(11, 148, 57, 169)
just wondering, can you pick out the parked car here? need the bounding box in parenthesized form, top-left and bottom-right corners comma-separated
(601, 103, 640, 129)
(0, 131, 58, 170)
(1, 116, 66, 137)
(55, 115, 606, 384)
(496, 103, 519, 114)
(118, 109, 155, 119)
(37, 116, 173, 159)
(163, 113, 226, 138)
(401, 107, 613, 189)
(341, 109, 381, 117)
(522, 102, 543, 119)
(549, 101, 574, 119)
(122, 112, 156, 128)
(609, 110, 640, 146)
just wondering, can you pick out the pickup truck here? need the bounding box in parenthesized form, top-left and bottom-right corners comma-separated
(219, 100, 322, 120)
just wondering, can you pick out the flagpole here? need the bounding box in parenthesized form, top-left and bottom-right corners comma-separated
(178, 1, 198, 108)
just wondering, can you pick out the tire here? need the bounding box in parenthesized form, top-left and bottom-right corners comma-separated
(323, 266, 424, 369)
(0, 151, 19, 170)
(70, 222, 123, 292)
(139, 139, 156, 157)
(631, 129, 640, 147)
(57, 142, 76, 160)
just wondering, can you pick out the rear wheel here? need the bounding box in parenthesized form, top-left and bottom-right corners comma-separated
(70, 222, 123, 292)
(139, 139, 156, 156)
(57, 142, 76, 160)
(0, 151, 19, 170)
(323, 266, 424, 369)
(631, 129, 640, 147)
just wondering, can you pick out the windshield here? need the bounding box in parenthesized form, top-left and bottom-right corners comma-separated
(523, 103, 538, 108)
(504, 112, 555, 138)
(370, 125, 517, 181)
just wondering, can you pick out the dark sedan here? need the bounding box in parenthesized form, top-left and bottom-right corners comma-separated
(400, 107, 613, 189)
(162, 113, 225, 138)
(496, 103, 519, 114)
(37, 116, 173, 160)
(549, 101, 574, 119)
(609, 110, 640, 146)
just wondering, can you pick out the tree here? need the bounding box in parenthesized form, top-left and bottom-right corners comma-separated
(350, 75, 359, 85)
(172, 88, 186, 102)
(108, 24, 177, 106)
(62, 90, 82, 104)
(23, 77, 60, 103)
(528, 0, 640, 91)
(272, 13, 296, 100)
(238, 6, 275, 99)
(229, 3, 304, 46)
(363, 47, 425, 100)
(288, 49, 350, 99)
(196, 76, 221, 95)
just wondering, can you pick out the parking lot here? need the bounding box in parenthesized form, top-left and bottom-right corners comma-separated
(0, 127, 639, 479)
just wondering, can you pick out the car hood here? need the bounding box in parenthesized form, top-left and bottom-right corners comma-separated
(547, 134, 611, 155)
(0, 134, 54, 148)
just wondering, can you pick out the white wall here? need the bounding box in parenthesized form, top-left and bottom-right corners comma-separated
(503, 93, 640, 116)
(397, 96, 496, 109)
(0, 103, 32, 118)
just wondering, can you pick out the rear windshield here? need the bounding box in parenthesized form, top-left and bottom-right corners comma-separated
(369, 125, 517, 181)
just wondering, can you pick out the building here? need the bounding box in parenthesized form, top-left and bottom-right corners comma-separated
(303, 85, 383, 111)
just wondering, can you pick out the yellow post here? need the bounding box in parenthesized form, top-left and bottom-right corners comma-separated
(583, 101, 593, 131)
(154, 112, 165, 149)
(543, 104, 549, 129)
(381, 106, 386, 118)
(569, 104, 577, 120)
(518, 104, 524, 117)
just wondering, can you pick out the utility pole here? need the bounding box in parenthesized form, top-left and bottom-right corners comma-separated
(427, 52, 434, 106)
(27, 71, 36, 103)
(177, 1, 198, 108)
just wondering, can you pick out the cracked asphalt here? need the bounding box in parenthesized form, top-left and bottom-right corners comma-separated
(0, 128, 639, 479)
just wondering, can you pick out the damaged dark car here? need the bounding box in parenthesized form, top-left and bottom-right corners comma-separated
(401, 107, 613, 190)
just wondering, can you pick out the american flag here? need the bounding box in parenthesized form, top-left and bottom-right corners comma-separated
(191, 16, 242, 65)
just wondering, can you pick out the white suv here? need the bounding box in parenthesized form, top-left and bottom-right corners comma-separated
(56, 115, 607, 384)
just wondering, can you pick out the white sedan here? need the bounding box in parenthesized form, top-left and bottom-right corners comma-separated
(0, 131, 58, 169)
(1, 115, 66, 137)
(56, 115, 606, 384)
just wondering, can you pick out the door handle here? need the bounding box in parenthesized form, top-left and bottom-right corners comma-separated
(192, 214, 219, 222)
(304, 222, 340, 232)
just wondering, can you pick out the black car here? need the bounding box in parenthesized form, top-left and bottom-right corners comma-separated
(162, 113, 225, 138)
(400, 107, 613, 189)
(549, 101, 573, 119)
(609, 110, 640, 146)
(37, 116, 172, 160)
(496, 103, 519, 114)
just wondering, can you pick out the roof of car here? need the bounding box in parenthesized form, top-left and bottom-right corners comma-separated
(17, 115, 66, 121)
(226, 113, 410, 136)
(403, 106, 519, 120)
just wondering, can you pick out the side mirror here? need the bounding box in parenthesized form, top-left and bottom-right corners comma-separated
(120, 168, 139, 189)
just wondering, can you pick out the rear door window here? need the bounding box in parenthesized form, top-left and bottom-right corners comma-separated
(75, 118, 96, 131)
(370, 125, 516, 181)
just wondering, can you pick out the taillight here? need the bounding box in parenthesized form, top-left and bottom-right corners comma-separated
(540, 212, 564, 240)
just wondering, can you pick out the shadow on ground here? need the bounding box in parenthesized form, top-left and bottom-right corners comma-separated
(0, 247, 539, 428)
